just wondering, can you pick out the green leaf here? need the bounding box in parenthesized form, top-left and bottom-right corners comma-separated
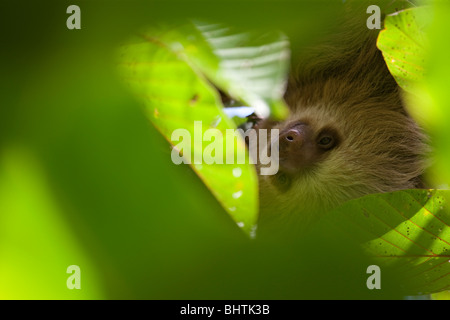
(325, 189, 450, 295)
(404, 2, 450, 188)
(377, 7, 431, 94)
(117, 21, 289, 235)
(192, 21, 290, 120)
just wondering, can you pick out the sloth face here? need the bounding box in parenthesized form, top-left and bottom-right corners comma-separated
(254, 116, 341, 193)
(247, 23, 431, 235)
(254, 82, 428, 233)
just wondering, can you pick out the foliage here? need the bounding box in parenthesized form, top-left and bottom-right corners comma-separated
(2, 0, 450, 299)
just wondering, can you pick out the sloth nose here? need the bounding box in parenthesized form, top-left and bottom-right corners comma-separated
(276, 123, 317, 174)
(280, 128, 304, 148)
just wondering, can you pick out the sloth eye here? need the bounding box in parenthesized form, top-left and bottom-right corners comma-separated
(319, 136, 332, 145)
(317, 134, 336, 150)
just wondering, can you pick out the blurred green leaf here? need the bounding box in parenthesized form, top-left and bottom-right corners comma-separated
(0, 148, 104, 299)
(326, 189, 450, 295)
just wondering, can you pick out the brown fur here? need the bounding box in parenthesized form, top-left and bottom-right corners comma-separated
(256, 8, 430, 236)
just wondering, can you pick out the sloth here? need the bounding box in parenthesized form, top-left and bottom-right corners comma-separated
(252, 13, 430, 236)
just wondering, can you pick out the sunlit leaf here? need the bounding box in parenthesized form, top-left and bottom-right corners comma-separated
(406, 2, 450, 187)
(377, 7, 431, 94)
(117, 21, 291, 235)
(326, 189, 450, 295)
(191, 21, 290, 119)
